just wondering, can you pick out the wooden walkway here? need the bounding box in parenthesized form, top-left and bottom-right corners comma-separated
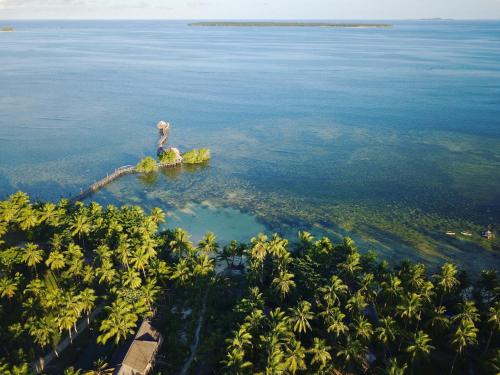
(70, 165, 136, 203)
(70, 121, 183, 203)
(70, 160, 183, 203)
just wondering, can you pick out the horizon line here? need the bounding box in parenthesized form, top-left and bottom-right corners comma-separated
(2, 17, 500, 21)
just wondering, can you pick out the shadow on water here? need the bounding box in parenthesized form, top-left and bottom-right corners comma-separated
(138, 172, 159, 187)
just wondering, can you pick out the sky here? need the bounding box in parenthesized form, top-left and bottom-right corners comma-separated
(1, 0, 500, 20)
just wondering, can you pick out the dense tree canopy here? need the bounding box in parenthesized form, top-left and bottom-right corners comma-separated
(0, 192, 498, 374)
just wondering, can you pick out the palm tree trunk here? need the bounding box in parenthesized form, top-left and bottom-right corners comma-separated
(415, 315, 421, 333)
(398, 321, 408, 351)
(483, 330, 493, 355)
(449, 351, 459, 375)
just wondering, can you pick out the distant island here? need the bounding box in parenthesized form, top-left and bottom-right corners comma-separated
(189, 21, 392, 28)
(419, 18, 454, 21)
(1, 27, 14, 32)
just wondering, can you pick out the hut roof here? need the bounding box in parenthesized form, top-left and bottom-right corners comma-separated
(156, 121, 170, 130)
(114, 320, 162, 375)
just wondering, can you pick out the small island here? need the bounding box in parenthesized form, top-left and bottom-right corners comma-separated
(189, 21, 392, 28)
(1, 27, 14, 32)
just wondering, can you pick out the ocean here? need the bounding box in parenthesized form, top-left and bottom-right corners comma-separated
(1, 20, 499, 272)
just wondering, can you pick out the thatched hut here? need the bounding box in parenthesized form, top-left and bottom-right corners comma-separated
(113, 320, 163, 375)
(157, 121, 170, 135)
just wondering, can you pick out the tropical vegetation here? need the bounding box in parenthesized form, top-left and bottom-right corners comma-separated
(182, 148, 211, 164)
(0, 192, 498, 374)
(158, 148, 178, 164)
(135, 156, 159, 173)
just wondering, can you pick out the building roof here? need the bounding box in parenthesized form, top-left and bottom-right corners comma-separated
(114, 320, 162, 375)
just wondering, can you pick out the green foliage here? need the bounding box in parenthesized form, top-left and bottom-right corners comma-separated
(216, 232, 500, 375)
(182, 148, 211, 164)
(135, 156, 158, 173)
(158, 148, 178, 164)
(0, 192, 215, 371)
(0, 192, 499, 374)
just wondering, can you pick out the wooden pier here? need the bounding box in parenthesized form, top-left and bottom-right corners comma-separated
(70, 120, 186, 203)
(70, 160, 183, 203)
(70, 165, 136, 203)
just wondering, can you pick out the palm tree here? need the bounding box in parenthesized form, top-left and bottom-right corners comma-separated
(406, 331, 434, 372)
(79, 288, 96, 324)
(130, 248, 149, 278)
(352, 316, 373, 342)
(289, 300, 314, 334)
(397, 293, 422, 329)
(57, 309, 78, 344)
(122, 268, 142, 289)
(194, 254, 215, 279)
(297, 231, 314, 255)
(224, 346, 253, 373)
(453, 300, 480, 325)
(337, 337, 367, 373)
(46, 250, 65, 272)
(320, 306, 348, 337)
(449, 319, 478, 374)
(426, 305, 450, 333)
(250, 234, 268, 263)
(169, 227, 192, 257)
(17, 206, 39, 231)
(308, 337, 331, 369)
(40, 202, 62, 226)
(198, 231, 219, 255)
(83, 359, 113, 375)
(337, 251, 361, 280)
(386, 358, 408, 375)
(0, 276, 18, 299)
(376, 316, 398, 345)
(381, 274, 403, 311)
(171, 258, 191, 286)
(263, 342, 286, 375)
(97, 260, 117, 285)
(484, 302, 500, 354)
(283, 340, 307, 374)
(228, 325, 253, 350)
(272, 270, 296, 301)
(406, 263, 427, 292)
(64, 367, 82, 375)
(434, 263, 459, 306)
(150, 207, 165, 224)
(28, 315, 57, 350)
(346, 290, 368, 316)
(116, 238, 131, 270)
(376, 316, 398, 358)
(21, 243, 43, 276)
(97, 299, 138, 345)
(70, 213, 91, 250)
(140, 278, 160, 312)
(319, 275, 348, 307)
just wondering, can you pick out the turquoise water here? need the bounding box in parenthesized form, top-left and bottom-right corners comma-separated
(1, 20, 499, 271)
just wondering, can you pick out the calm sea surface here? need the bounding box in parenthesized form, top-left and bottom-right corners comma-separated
(1, 20, 499, 272)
